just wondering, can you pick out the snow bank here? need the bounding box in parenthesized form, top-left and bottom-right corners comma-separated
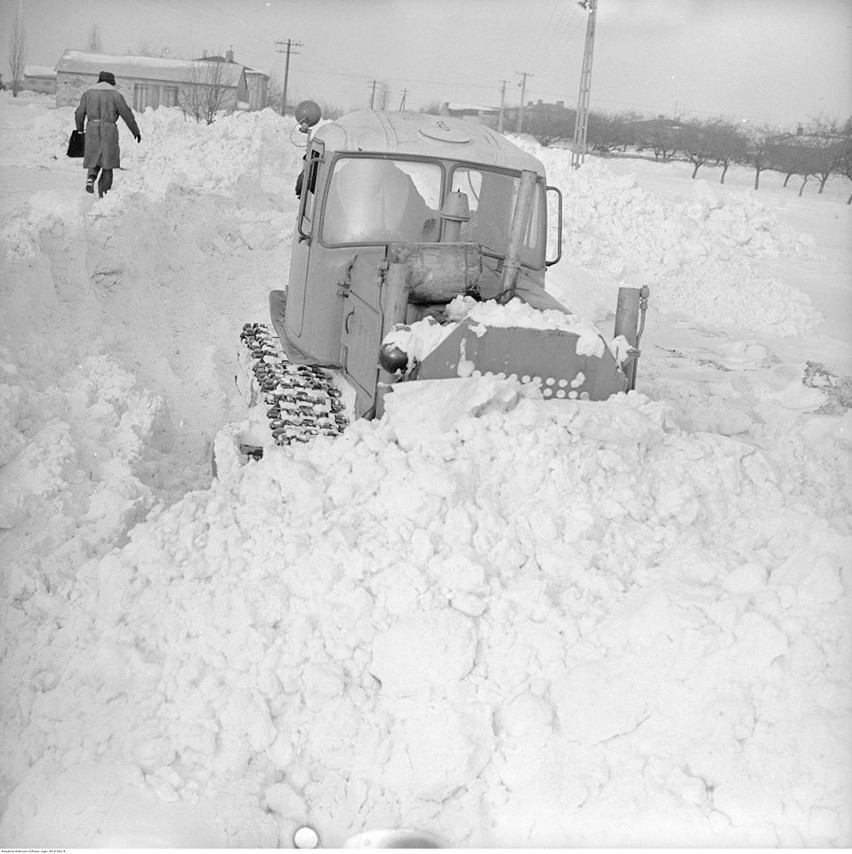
(1, 104, 307, 510)
(14, 103, 304, 198)
(511, 138, 821, 337)
(2, 379, 850, 847)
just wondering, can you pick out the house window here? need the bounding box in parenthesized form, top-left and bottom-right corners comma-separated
(161, 86, 178, 108)
(133, 83, 155, 111)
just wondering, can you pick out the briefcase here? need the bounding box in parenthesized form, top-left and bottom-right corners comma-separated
(66, 130, 85, 158)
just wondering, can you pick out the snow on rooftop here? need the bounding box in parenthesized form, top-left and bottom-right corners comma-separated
(444, 102, 498, 113)
(55, 50, 246, 86)
(58, 49, 195, 70)
(23, 65, 57, 78)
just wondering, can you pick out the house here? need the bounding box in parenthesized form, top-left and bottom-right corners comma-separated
(54, 49, 269, 113)
(22, 65, 57, 95)
(197, 50, 269, 112)
(503, 99, 572, 126)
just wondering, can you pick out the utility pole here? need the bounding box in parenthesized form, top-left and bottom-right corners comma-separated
(497, 79, 509, 134)
(516, 71, 533, 133)
(275, 39, 302, 117)
(571, 0, 597, 169)
(368, 79, 379, 109)
(398, 88, 408, 111)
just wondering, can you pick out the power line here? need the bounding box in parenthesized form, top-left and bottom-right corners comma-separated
(529, 3, 577, 77)
(517, 0, 569, 77)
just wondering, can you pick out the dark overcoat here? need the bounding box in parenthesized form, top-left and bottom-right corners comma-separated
(75, 81, 140, 169)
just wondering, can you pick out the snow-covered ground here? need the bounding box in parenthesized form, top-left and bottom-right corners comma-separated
(0, 93, 849, 848)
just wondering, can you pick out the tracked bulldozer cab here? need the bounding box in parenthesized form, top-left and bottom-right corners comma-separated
(274, 110, 567, 413)
(317, 155, 547, 266)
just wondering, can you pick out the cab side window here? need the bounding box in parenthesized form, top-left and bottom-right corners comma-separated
(298, 145, 322, 237)
(451, 167, 545, 266)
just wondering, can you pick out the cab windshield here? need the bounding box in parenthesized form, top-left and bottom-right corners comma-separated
(323, 157, 442, 245)
(320, 156, 546, 268)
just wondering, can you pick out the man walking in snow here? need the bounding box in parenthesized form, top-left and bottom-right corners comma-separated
(74, 71, 141, 198)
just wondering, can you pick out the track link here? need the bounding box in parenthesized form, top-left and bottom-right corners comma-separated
(240, 323, 349, 446)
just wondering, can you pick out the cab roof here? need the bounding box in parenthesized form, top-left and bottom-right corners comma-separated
(313, 110, 546, 177)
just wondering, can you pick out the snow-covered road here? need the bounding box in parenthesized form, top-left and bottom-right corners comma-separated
(0, 93, 850, 847)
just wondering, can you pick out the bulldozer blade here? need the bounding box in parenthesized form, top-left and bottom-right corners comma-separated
(412, 319, 628, 401)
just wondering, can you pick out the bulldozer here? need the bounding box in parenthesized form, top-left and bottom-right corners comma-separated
(236, 104, 648, 449)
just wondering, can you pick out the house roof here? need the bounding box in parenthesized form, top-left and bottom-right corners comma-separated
(314, 110, 546, 175)
(444, 103, 498, 114)
(24, 65, 57, 78)
(55, 50, 244, 87)
(630, 118, 686, 132)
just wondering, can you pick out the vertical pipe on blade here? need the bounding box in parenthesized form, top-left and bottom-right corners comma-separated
(378, 263, 411, 381)
(497, 169, 538, 304)
(614, 286, 640, 390)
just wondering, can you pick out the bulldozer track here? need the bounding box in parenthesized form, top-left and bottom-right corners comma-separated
(239, 323, 349, 445)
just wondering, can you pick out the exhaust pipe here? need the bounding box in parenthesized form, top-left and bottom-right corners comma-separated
(613, 285, 650, 390)
(439, 190, 471, 242)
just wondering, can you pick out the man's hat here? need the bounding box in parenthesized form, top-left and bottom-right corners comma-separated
(97, 71, 116, 86)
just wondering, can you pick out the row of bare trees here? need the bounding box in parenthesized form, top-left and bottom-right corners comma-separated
(643, 116, 851, 200)
(525, 108, 852, 202)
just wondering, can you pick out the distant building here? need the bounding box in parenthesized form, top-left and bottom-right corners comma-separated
(439, 103, 499, 128)
(54, 49, 269, 113)
(22, 65, 57, 95)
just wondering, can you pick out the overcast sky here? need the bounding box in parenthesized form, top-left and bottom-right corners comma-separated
(3, 0, 851, 128)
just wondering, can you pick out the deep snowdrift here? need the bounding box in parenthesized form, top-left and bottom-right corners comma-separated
(0, 96, 850, 847)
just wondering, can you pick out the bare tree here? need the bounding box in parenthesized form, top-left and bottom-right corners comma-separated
(179, 60, 234, 124)
(765, 122, 844, 197)
(8, 2, 26, 97)
(134, 40, 170, 58)
(315, 100, 344, 120)
(707, 121, 749, 184)
(836, 118, 852, 205)
(802, 116, 846, 194)
(768, 138, 809, 190)
(87, 23, 102, 53)
(678, 122, 712, 178)
(634, 119, 681, 162)
(527, 110, 573, 148)
(267, 72, 283, 113)
(588, 110, 640, 154)
(747, 126, 777, 190)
